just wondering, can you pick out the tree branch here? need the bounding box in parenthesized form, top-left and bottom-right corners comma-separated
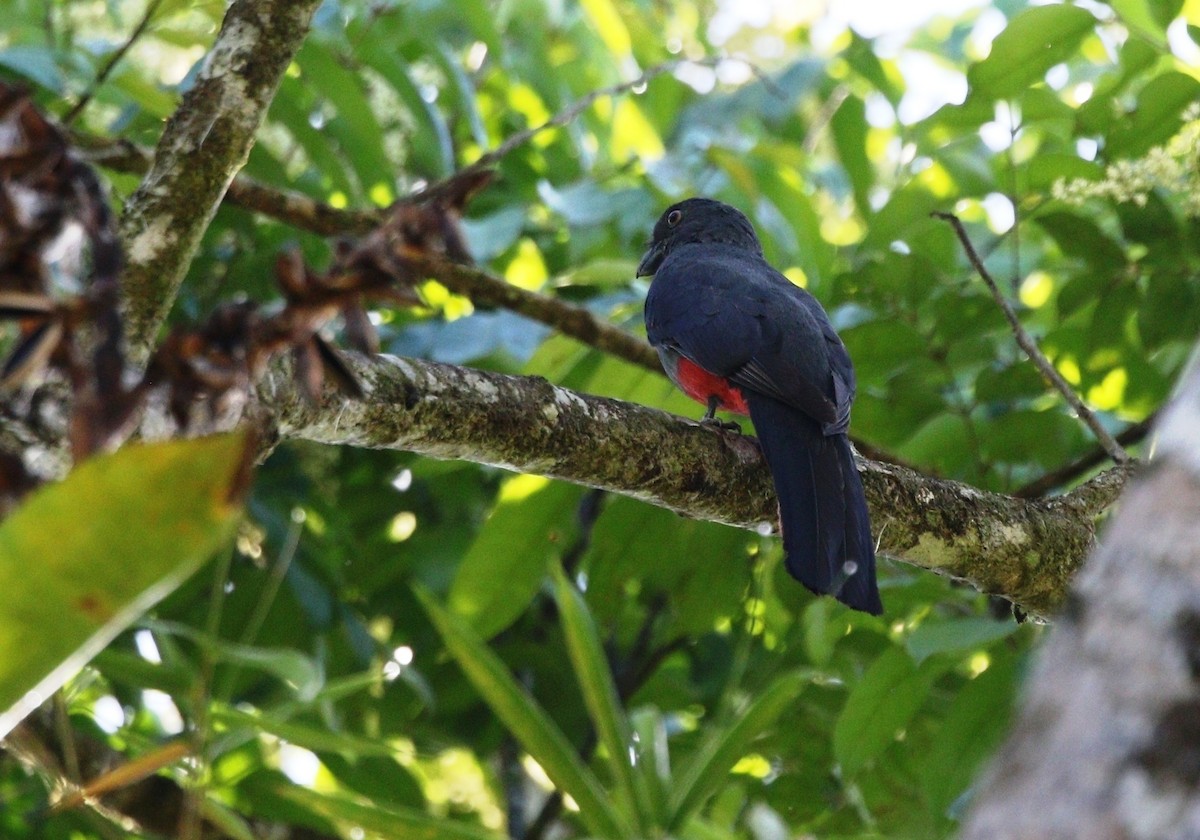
(266, 351, 1130, 618)
(118, 0, 322, 361)
(962, 351, 1200, 838)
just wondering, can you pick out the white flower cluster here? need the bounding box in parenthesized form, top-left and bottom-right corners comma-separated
(1052, 102, 1200, 216)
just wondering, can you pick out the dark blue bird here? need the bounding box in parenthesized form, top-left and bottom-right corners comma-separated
(640, 198, 881, 614)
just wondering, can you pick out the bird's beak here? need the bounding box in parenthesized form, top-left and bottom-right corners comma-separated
(637, 241, 665, 277)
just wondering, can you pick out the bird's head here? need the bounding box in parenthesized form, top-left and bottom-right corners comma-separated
(636, 198, 763, 277)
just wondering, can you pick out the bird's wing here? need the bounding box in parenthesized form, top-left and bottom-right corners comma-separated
(645, 244, 844, 428)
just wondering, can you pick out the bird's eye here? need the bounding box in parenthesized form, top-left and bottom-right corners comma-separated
(666, 209, 682, 227)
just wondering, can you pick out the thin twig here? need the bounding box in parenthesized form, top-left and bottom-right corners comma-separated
(51, 691, 80, 783)
(63, 0, 165, 126)
(933, 211, 1130, 464)
(1015, 414, 1154, 498)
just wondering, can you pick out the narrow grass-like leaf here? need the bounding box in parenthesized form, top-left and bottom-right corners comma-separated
(630, 708, 672, 828)
(668, 670, 812, 830)
(277, 783, 505, 840)
(551, 565, 650, 832)
(0, 433, 250, 738)
(417, 588, 631, 839)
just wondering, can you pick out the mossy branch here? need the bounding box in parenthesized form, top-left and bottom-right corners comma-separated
(268, 350, 1128, 618)
(117, 0, 322, 361)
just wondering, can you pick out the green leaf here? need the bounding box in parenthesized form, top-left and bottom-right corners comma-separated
(417, 588, 632, 839)
(276, 783, 505, 840)
(296, 40, 395, 202)
(629, 708, 671, 828)
(0, 45, 65, 92)
(448, 476, 583, 639)
(905, 618, 1018, 663)
(0, 433, 249, 738)
(148, 620, 324, 700)
(919, 656, 1018, 817)
(1108, 0, 1182, 39)
(669, 670, 814, 830)
(212, 707, 396, 757)
(833, 647, 939, 776)
(359, 36, 454, 179)
(551, 566, 649, 832)
(831, 94, 872, 218)
(1107, 72, 1200, 157)
(967, 6, 1097, 100)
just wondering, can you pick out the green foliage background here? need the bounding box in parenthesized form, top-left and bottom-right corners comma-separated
(1, 0, 1198, 837)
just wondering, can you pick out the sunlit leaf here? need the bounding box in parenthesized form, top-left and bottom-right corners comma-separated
(967, 6, 1097, 100)
(448, 477, 583, 639)
(0, 433, 250, 738)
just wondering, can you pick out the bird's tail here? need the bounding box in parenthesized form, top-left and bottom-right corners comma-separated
(746, 394, 882, 615)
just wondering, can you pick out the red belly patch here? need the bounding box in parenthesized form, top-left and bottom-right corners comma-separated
(675, 357, 750, 416)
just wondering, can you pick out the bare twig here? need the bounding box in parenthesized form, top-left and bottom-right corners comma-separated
(933, 211, 1130, 464)
(1015, 413, 1155, 498)
(62, 0, 165, 126)
(403, 252, 662, 371)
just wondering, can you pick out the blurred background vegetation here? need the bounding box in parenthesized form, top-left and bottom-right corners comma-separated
(1, 0, 1198, 836)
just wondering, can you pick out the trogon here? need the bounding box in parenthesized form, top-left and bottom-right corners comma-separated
(639, 198, 882, 615)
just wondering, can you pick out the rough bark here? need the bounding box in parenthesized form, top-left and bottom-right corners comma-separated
(961, 355, 1200, 839)
(117, 0, 321, 359)
(267, 350, 1126, 618)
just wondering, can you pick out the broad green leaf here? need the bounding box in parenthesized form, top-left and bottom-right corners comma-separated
(276, 783, 505, 840)
(448, 476, 583, 639)
(296, 40, 395, 201)
(1108, 0, 1180, 39)
(967, 6, 1097, 100)
(669, 670, 814, 830)
(555, 258, 641, 288)
(269, 78, 356, 198)
(359, 36, 454, 178)
(551, 566, 649, 832)
(919, 655, 1018, 817)
(831, 94, 872, 218)
(417, 589, 632, 839)
(0, 45, 65, 92)
(0, 433, 249, 738)
(1106, 72, 1200, 157)
(833, 647, 938, 776)
(905, 618, 1018, 663)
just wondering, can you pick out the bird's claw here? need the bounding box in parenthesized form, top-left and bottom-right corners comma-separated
(700, 415, 742, 433)
(700, 396, 742, 433)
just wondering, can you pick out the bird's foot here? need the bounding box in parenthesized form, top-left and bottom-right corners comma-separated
(701, 397, 742, 433)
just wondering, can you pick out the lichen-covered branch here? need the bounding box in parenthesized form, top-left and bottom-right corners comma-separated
(118, 0, 321, 359)
(961, 353, 1200, 839)
(268, 351, 1125, 618)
